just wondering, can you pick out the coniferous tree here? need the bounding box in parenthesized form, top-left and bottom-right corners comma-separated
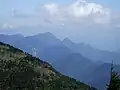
(107, 63, 120, 90)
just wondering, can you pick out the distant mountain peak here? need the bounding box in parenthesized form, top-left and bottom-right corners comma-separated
(63, 37, 71, 42)
(63, 38, 74, 44)
(45, 32, 53, 36)
(35, 32, 56, 39)
(62, 38, 76, 48)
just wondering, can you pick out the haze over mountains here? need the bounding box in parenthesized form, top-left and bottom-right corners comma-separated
(0, 32, 120, 63)
(62, 38, 120, 63)
(0, 32, 120, 90)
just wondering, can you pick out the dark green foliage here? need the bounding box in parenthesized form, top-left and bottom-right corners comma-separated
(107, 63, 120, 90)
(0, 42, 23, 53)
(0, 42, 96, 90)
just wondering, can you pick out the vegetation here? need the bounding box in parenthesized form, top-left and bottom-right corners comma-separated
(0, 42, 97, 90)
(107, 63, 120, 90)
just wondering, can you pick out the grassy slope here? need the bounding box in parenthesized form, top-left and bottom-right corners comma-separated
(0, 42, 97, 90)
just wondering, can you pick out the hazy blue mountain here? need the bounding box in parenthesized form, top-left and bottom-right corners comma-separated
(52, 53, 94, 79)
(7, 33, 72, 64)
(52, 51, 120, 90)
(62, 38, 120, 64)
(53, 53, 92, 75)
(83, 63, 120, 90)
(62, 38, 75, 48)
(33, 32, 62, 46)
(1, 33, 119, 64)
(116, 49, 120, 53)
(0, 34, 24, 45)
(39, 45, 72, 63)
(82, 63, 111, 90)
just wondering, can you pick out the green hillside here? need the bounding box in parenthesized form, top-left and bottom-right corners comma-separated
(0, 42, 97, 90)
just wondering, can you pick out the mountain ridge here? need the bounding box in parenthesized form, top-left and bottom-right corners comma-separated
(0, 41, 97, 90)
(0, 32, 120, 90)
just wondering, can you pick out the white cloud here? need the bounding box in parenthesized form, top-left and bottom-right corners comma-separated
(44, 3, 59, 16)
(2, 24, 14, 29)
(43, 0, 111, 24)
(1, 0, 118, 28)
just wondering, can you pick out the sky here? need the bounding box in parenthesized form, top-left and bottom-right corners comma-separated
(0, 0, 120, 51)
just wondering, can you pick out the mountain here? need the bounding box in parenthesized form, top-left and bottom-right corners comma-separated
(81, 63, 111, 90)
(0, 42, 97, 90)
(1, 33, 120, 90)
(33, 32, 62, 46)
(80, 63, 120, 90)
(62, 38, 120, 89)
(62, 38, 120, 64)
(62, 38, 75, 48)
(11, 33, 72, 63)
(116, 49, 120, 53)
(1, 33, 119, 64)
(52, 53, 94, 80)
(0, 34, 24, 45)
(39, 45, 72, 63)
(1, 33, 120, 64)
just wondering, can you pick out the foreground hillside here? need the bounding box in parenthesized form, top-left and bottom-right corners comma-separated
(0, 42, 96, 90)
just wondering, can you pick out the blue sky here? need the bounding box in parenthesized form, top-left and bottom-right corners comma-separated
(0, 0, 71, 12)
(0, 0, 120, 14)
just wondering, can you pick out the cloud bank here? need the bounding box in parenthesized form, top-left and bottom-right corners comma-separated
(1, 0, 119, 27)
(43, 0, 111, 24)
